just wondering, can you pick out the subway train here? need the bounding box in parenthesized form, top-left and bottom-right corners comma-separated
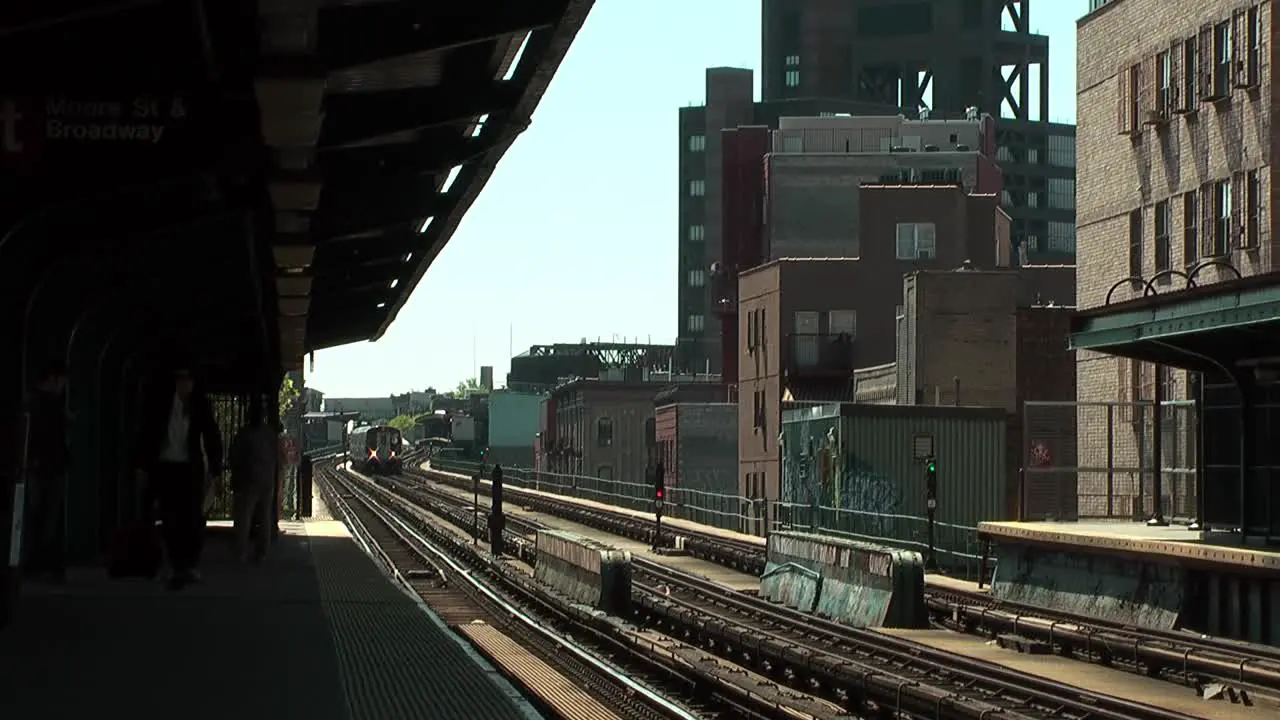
(348, 424, 403, 475)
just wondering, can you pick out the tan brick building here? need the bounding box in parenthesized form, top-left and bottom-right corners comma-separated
(1076, 0, 1272, 516)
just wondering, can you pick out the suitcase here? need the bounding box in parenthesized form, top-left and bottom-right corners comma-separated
(108, 521, 162, 579)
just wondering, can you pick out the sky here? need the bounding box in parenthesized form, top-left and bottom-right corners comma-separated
(307, 0, 1088, 398)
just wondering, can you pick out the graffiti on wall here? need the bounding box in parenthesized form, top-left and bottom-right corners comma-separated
(781, 422, 899, 515)
(838, 455, 898, 515)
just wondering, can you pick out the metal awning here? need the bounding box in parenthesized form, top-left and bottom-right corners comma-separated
(1070, 267, 1280, 371)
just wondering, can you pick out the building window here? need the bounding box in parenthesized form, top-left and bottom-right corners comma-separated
(1048, 178, 1075, 209)
(1027, 191, 1040, 209)
(1244, 170, 1261, 249)
(687, 313, 705, 333)
(785, 55, 799, 66)
(1246, 6, 1261, 87)
(689, 179, 705, 197)
(1047, 135, 1075, 167)
(1213, 20, 1232, 99)
(785, 70, 800, 87)
(1154, 200, 1171, 274)
(997, 146, 1013, 162)
(1212, 179, 1231, 256)
(1116, 62, 1140, 134)
(688, 268, 706, 287)
(828, 310, 857, 340)
(597, 466, 613, 481)
(1128, 209, 1143, 279)
(1183, 191, 1199, 267)
(1181, 36, 1198, 112)
(1047, 222, 1075, 253)
(895, 222, 937, 260)
(1157, 51, 1172, 118)
(688, 134, 706, 152)
(596, 417, 613, 447)
(688, 224, 705, 242)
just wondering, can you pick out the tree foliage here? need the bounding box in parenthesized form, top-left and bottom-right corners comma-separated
(387, 414, 416, 432)
(279, 375, 301, 419)
(447, 377, 483, 398)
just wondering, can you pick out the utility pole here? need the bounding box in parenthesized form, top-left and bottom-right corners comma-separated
(472, 470, 480, 545)
(652, 463, 665, 552)
(925, 455, 938, 572)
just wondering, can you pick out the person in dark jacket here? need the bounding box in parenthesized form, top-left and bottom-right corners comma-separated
(133, 361, 223, 590)
(24, 360, 70, 583)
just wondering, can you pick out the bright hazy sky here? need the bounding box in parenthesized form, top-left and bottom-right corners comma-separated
(307, 0, 1087, 398)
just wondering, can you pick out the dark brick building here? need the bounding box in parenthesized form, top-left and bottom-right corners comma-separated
(678, 0, 1077, 374)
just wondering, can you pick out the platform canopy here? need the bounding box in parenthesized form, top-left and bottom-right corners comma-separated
(1070, 266, 1280, 373)
(0, 0, 591, 388)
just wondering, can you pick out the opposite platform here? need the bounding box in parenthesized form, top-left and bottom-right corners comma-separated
(0, 520, 543, 720)
(979, 520, 1280, 572)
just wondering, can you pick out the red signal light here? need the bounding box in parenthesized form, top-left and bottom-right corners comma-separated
(655, 489, 664, 499)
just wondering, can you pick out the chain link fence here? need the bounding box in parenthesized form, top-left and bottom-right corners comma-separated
(1022, 400, 1197, 522)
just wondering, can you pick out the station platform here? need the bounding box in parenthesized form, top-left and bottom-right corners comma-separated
(978, 520, 1280, 644)
(414, 467, 761, 592)
(0, 519, 542, 720)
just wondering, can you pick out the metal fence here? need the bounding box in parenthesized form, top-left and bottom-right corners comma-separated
(209, 395, 314, 521)
(208, 394, 248, 520)
(431, 458, 758, 532)
(1022, 400, 1197, 522)
(430, 458, 989, 581)
(770, 503, 986, 580)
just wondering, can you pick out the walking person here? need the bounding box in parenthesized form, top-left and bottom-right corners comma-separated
(230, 396, 276, 563)
(133, 360, 222, 591)
(24, 360, 70, 584)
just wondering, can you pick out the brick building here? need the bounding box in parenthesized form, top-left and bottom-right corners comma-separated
(736, 181, 1074, 502)
(680, 0, 1077, 374)
(739, 261, 1074, 505)
(540, 380, 660, 485)
(1075, 0, 1270, 516)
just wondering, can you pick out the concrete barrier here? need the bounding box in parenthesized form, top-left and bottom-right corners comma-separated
(991, 544, 1184, 630)
(535, 529, 631, 613)
(763, 531, 926, 628)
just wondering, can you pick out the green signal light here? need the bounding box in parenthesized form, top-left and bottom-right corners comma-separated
(927, 461, 936, 473)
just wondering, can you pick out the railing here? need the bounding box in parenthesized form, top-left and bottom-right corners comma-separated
(428, 458, 990, 582)
(772, 125, 982, 155)
(771, 503, 986, 580)
(1022, 400, 1198, 522)
(786, 333, 856, 377)
(430, 458, 758, 532)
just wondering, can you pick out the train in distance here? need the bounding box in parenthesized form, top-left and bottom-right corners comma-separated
(348, 424, 404, 475)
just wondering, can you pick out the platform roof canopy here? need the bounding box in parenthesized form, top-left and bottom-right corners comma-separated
(1069, 265, 1280, 374)
(0, 1, 589, 387)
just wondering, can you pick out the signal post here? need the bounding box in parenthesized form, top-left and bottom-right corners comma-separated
(652, 463, 664, 552)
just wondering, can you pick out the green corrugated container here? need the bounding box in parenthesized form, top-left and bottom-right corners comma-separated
(781, 403, 1009, 575)
(839, 404, 1008, 527)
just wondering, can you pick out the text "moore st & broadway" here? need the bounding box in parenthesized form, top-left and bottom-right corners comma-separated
(0, 97, 187, 151)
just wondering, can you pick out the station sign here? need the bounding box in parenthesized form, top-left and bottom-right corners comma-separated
(0, 94, 205, 173)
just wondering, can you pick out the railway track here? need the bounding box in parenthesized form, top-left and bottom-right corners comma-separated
(317, 466, 701, 720)
(927, 585, 1280, 699)
(326, 465, 852, 719)
(381, 470, 1208, 719)
(409, 464, 766, 574)
(630, 561, 1201, 720)
(412, 462, 1280, 701)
